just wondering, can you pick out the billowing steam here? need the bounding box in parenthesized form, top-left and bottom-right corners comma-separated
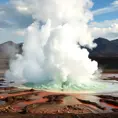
(5, 0, 101, 90)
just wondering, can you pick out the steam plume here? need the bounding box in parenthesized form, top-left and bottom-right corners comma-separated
(6, 0, 100, 90)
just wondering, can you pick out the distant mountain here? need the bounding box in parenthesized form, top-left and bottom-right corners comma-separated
(0, 38, 118, 59)
(89, 37, 118, 57)
(0, 41, 23, 58)
(111, 39, 118, 46)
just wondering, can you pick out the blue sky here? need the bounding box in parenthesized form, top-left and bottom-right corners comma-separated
(92, 0, 118, 21)
(0, 0, 118, 43)
(92, 0, 114, 10)
(0, 0, 8, 4)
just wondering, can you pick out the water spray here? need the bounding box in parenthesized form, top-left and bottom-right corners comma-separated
(5, 0, 104, 92)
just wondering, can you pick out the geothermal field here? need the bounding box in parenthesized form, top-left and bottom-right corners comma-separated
(1, 0, 118, 118)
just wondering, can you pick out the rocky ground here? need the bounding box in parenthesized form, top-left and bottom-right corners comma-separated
(0, 85, 118, 117)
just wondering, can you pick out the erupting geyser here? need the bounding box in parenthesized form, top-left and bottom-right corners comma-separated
(5, 0, 102, 91)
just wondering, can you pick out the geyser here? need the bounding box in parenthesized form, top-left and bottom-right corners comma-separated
(5, 0, 102, 91)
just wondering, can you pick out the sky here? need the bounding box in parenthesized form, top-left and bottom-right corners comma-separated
(0, 0, 118, 43)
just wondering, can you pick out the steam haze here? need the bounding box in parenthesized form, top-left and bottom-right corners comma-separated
(5, 0, 100, 90)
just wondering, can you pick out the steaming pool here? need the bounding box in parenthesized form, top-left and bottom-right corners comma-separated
(6, 73, 118, 93)
(21, 76, 118, 93)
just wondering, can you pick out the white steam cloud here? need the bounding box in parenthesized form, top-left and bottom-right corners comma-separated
(6, 0, 100, 90)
